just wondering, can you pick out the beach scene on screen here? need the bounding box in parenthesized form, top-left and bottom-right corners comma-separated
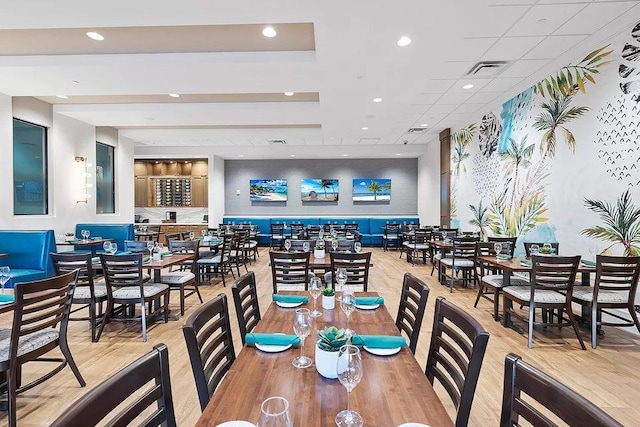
(301, 179, 339, 202)
(250, 179, 288, 202)
(352, 178, 391, 202)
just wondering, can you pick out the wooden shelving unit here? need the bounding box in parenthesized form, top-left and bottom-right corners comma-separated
(134, 159, 208, 207)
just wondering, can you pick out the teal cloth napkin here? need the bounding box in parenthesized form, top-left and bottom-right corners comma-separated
(0, 294, 14, 303)
(142, 256, 151, 263)
(272, 294, 309, 304)
(351, 334, 407, 348)
(245, 333, 300, 347)
(581, 259, 596, 267)
(520, 259, 532, 267)
(354, 297, 384, 305)
(91, 237, 102, 240)
(91, 256, 100, 264)
(116, 251, 132, 256)
(496, 254, 512, 260)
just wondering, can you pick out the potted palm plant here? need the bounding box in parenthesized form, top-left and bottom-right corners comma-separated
(315, 326, 348, 379)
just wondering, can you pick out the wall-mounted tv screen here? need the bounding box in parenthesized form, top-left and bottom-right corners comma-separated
(249, 179, 288, 202)
(352, 178, 391, 202)
(301, 179, 339, 202)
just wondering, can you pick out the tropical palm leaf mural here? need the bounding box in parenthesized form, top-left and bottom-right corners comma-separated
(581, 189, 640, 256)
(450, 123, 478, 220)
(469, 200, 489, 240)
(488, 190, 548, 238)
(534, 44, 613, 98)
(499, 135, 535, 210)
(533, 94, 589, 159)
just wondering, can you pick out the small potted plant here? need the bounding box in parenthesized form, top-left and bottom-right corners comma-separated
(64, 232, 75, 242)
(314, 239, 325, 259)
(315, 326, 348, 379)
(538, 246, 554, 255)
(322, 287, 335, 310)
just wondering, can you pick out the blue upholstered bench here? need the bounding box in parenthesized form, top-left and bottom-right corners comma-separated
(0, 230, 57, 288)
(75, 223, 135, 252)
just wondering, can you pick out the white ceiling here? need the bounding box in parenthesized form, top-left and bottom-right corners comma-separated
(0, 0, 638, 160)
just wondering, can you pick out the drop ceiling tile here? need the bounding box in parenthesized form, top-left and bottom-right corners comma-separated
(481, 36, 545, 61)
(480, 77, 524, 92)
(419, 80, 456, 94)
(444, 37, 499, 62)
(323, 138, 342, 145)
(447, 78, 493, 93)
(429, 62, 477, 79)
(436, 92, 474, 105)
(358, 138, 381, 144)
(428, 104, 459, 114)
(465, 91, 503, 103)
(460, 5, 530, 37)
(412, 93, 440, 104)
(505, 3, 588, 37)
(499, 58, 551, 77)
(522, 34, 588, 59)
(554, 1, 638, 36)
(456, 103, 487, 113)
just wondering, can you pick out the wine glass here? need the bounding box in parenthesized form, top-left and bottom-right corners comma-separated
(146, 240, 155, 258)
(336, 268, 348, 292)
(529, 244, 540, 257)
(302, 241, 310, 253)
(332, 239, 339, 252)
(589, 246, 598, 262)
(81, 229, 89, 241)
(201, 229, 207, 238)
(109, 242, 118, 255)
(103, 241, 113, 253)
(292, 308, 312, 368)
(284, 239, 292, 252)
(309, 277, 322, 317)
(0, 266, 10, 294)
(188, 231, 195, 240)
(354, 242, 361, 253)
(257, 396, 292, 427)
(319, 229, 324, 239)
(331, 228, 337, 239)
(493, 242, 502, 257)
(335, 345, 363, 427)
(341, 290, 356, 336)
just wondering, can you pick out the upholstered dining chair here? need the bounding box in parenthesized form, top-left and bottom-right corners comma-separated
(0, 270, 86, 427)
(197, 234, 234, 287)
(162, 239, 202, 316)
(395, 273, 430, 354)
(328, 251, 372, 292)
(50, 343, 176, 427)
(503, 255, 584, 350)
(382, 223, 400, 251)
(439, 236, 478, 292)
(183, 293, 236, 411)
(500, 353, 623, 427)
(572, 255, 640, 348)
(425, 296, 489, 427)
(50, 252, 109, 342)
(270, 251, 310, 293)
(523, 241, 559, 257)
(270, 223, 285, 249)
(231, 271, 261, 345)
(402, 230, 431, 265)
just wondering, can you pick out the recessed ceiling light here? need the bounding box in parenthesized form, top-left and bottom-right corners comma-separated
(420, 123, 429, 127)
(463, 84, 474, 89)
(343, 154, 349, 157)
(56, 95, 68, 99)
(72, 80, 79, 85)
(86, 31, 104, 41)
(290, 154, 296, 157)
(284, 92, 294, 96)
(395, 153, 402, 156)
(262, 26, 277, 38)
(145, 117, 155, 121)
(330, 137, 335, 140)
(397, 36, 412, 47)
(361, 127, 369, 130)
(169, 93, 180, 98)
(373, 97, 382, 103)
(238, 154, 245, 158)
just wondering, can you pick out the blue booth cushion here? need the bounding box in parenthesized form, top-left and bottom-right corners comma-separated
(0, 229, 57, 288)
(75, 223, 134, 252)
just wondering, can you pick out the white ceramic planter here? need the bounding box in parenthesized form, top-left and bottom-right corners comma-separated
(314, 248, 325, 259)
(322, 295, 335, 310)
(315, 345, 339, 379)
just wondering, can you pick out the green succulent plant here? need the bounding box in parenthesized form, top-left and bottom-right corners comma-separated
(322, 287, 334, 297)
(317, 326, 348, 352)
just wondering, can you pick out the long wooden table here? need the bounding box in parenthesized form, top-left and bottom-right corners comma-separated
(196, 292, 453, 426)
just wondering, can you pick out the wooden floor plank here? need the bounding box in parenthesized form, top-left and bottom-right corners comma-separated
(3, 247, 639, 426)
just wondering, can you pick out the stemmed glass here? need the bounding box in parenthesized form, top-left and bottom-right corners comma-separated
(336, 268, 348, 292)
(319, 229, 324, 239)
(493, 242, 502, 257)
(201, 229, 207, 238)
(103, 241, 113, 254)
(146, 240, 155, 259)
(302, 241, 310, 253)
(341, 290, 356, 336)
(309, 277, 322, 317)
(0, 266, 11, 295)
(353, 242, 361, 253)
(284, 239, 292, 252)
(81, 229, 90, 241)
(109, 243, 118, 255)
(589, 246, 598, 263)
(335, 344, 363, 427)
(189, 231, 195, 240)
(257, 396, 293, 427)
(292, 308, 312, 368)
(529, 244, 540, 257)
(332, 239, 339, 252)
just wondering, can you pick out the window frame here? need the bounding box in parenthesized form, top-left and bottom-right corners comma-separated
(12, 118, 49, 216)
(95, 141, 116, 214)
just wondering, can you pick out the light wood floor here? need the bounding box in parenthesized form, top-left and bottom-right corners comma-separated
(4, 248, 640, 426)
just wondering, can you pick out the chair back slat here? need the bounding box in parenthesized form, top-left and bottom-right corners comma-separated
(329, 252, 371, 292)
(531, 256, 580, 294)
(49, 344, 176, 427)
(232, 272, 261, 345)
(500, 353, 623, 427)
(183, 294, 236, 412)
(426, 297, 489, 427)
(395, 273, 429, 354)
(270, 251, 310, 293)
(595, 255, 640, 293)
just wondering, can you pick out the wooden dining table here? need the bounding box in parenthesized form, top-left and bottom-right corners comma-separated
(196, 291, 453, 426)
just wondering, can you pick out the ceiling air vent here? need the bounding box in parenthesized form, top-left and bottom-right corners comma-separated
(267, 139, 287, 145)
(407, 127, 427, 133)
(466, 61, 510, 77)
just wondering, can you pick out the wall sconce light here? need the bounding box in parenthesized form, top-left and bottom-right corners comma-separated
(75, 156, 92, 203)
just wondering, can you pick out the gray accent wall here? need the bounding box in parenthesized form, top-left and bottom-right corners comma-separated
(225, 158, 418, 215)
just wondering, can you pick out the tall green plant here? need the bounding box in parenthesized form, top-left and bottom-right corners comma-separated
(488, 191, 548, 238)
(581, 190, 640, 256)
(469, 200, 489, 240)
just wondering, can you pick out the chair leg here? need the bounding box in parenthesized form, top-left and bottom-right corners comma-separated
(473, 283, 483, 307)
(528, 305, 535, 349)
(629, 303, 640, 335)
(89, 299, 97, 342)
(194, 281, 204, 303)
(493, 288, 500, 321)
(164, 292, 169, 323)
(591, 303, 598, 349)
(180, 286, 185, 317)
(141, 300, 148, 342)
(59, 339, 86, 387)
(95, 299, 112, 342)
(8, 367, 18, 427)
(566, 304, 586, 350)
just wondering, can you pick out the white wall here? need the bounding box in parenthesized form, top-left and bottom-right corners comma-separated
(417, 141, 440, 226)
(210, 155, 225, 225)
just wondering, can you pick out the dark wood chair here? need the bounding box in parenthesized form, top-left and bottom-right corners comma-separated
(0, 271, 86, 427)
(425, 296, 489, 427)
(270, 223, 285, 249)
(474, 242, 529, 321)
(231, 271, 261, 345)
(487, 236, 517, 256)
(100, 253, 169, 342)
(230, 229, 250, 276)
(270, 251, 310, 293)
(50, 252, 109, 342)
(523, 241, 559, 256)
(395, 273, 430, 354)
(500, 353, 623, 427)
(290, 223, 305, 239)
(289, 239, 315, 252)
(383, 223, 401, 251)
(572, 255, 640, 348)
(197, 234, 234, 287)
(503, 255, 585, 350)
(439, 236, 479, 292)
(329, 251, 372, 292)
(162, 239, 202, 316)
(164, 232, 184, 242)
(183, 293, 236, 412)
(50, 343, 176, 427)
(403, 230, 431, 265)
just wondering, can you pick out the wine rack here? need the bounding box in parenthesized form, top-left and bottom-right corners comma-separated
(152, 177, 192, 207)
